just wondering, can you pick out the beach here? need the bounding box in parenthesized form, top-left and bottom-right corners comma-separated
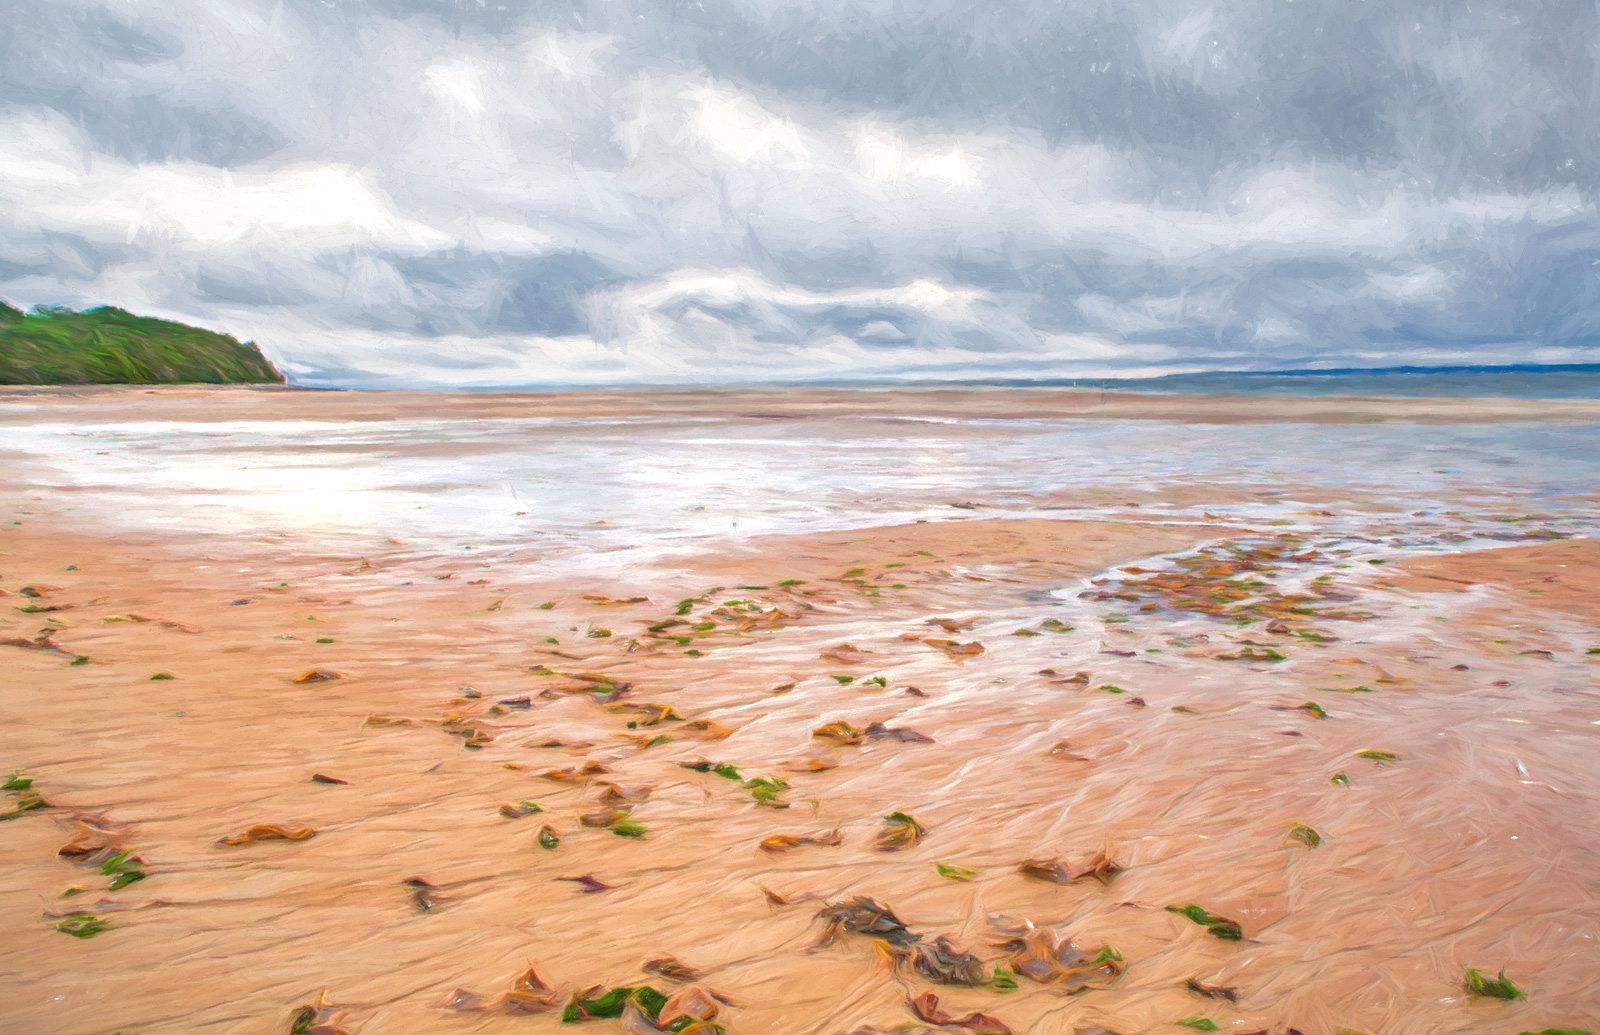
(1, 387, 1597, 1035)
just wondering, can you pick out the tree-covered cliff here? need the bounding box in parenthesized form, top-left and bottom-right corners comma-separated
(0, 302, 283, 385)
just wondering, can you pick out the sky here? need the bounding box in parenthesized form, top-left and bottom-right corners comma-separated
(2, 0, 1599, 387)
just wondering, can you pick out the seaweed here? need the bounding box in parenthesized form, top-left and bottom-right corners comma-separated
(218, 824, 317, 846)
(541, 761, 612, 781)
(289, 991, 354, 1034)
(562, 984, 667, 1022)
(1073, 844, 1125, 884)
(863, 722, 935, 743)
(1, 769, 50, 820)
(1215, 647, 1287, 662)
(1018, 858, 1073, 883)
(403, 876, 440, 911)
(678, 719, 733, 740)
(925, 638, 986, 660)
(55, 912, 110, 938)
(581, 809, 628, 828)
(657, 985, 724, 1029)
(760, 829, 842, 852)
(555, 874, 612, 893)
(906, 936, 989, 986)
(1018, 845, 1123, 885)
(610, 817, 648, 838)
(538, 826, 561, 850)
(440, 966, 558, 1015)
(1464, 966, 1524, 1000)
(1184, 977, 1239, 1003)
(1329, 770, 1350, 787)
(598, 783, 653, 806)
(1287, 823, 1322, 848)
(816, 897, 919, 947)
(99, 850, 148, 890)
(643, 956, 700, 982)
(1166, 904, 1243, 941)
(812, 721, 864, 745)
(936, 862, 979, 881)
(310, 774, 349, 785)
(744, 776, 790, 807)
(1355, 749, 1398, 761)
(678, 760, 742, 780)
(992, 925, 1125, 991)
(876, 811, 927, 851)
(1175, 1016, 1219, 1031)
(500, 799, 546, 818)
(907, 992, 1013, 1034)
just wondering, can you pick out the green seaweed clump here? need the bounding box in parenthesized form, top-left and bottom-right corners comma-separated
(1287, 823, 1322, 848)
(744, 776, 789, 807)
(609, 817, 647, 838)
(99, 850, 148, 890)
(1166, 903, 1243, 941)
(562, 984, 667, 1022)
(1464, 966, 1523, 1000)
(2, 769, 50, 820)
(55, 912, 110, 938)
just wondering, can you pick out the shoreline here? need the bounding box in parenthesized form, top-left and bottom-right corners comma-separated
(4, 382, 1600, 424)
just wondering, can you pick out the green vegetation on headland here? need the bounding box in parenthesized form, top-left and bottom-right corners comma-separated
(0, 300, 283, 385)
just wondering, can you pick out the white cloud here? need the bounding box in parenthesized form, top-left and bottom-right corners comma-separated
(4, 0, 1600, 385)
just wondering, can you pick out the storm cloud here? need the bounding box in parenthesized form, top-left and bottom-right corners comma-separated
(2, 0, 1598, 386)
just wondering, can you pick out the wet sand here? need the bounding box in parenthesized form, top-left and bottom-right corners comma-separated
(1, 391, 1598, 1035)
(5, 382, 1600, 425)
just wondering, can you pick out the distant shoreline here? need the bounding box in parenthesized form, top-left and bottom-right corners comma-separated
(3, 381, 1599, 424)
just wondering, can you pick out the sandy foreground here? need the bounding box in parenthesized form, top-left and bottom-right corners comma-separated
(0, 389, 1598, 1035)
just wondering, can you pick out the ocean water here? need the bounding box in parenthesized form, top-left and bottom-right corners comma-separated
(1, 413, 1594, 570)
(1088, 365, 1600, 398)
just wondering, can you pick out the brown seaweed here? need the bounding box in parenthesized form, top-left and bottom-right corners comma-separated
(876, 811, 927, 851)
(218, 824, 317, 846)
(907, 992, 1012, 1034)
(760, 829, 843, 852)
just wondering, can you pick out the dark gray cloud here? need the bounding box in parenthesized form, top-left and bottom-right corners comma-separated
(1, 0, 1597, 386)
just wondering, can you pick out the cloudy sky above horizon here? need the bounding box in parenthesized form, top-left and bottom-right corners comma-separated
(3, 0, 1599, 387)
